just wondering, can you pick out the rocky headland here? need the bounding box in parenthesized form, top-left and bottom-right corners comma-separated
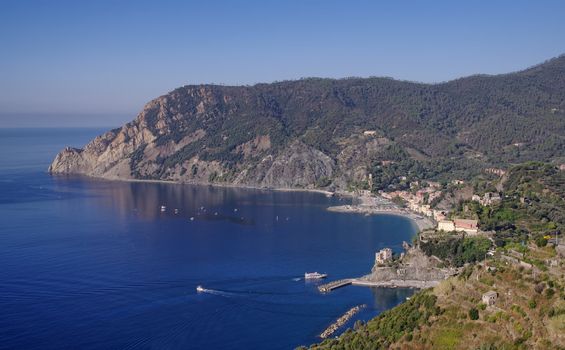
(50, 57, 565, 194)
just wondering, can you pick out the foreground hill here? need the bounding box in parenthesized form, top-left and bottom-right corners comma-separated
(304, 259, 564, 350)
(304, 163, 565, 349)
(50, 56, 565, 190)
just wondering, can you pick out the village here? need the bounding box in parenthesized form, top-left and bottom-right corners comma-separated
(324, 168, 565, 296)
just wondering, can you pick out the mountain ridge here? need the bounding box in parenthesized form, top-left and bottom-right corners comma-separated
(49, 55, 565, 191)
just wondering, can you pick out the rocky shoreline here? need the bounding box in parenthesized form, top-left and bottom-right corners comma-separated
(351, 278, 440, 289)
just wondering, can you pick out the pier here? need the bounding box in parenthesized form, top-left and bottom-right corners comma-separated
(318, 277, 440, 293)
(317, 279, 353, 293)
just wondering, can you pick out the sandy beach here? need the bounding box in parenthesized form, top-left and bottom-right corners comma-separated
(326, 194, 435, 231)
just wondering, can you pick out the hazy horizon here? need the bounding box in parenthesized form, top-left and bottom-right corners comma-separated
(1, 0, 565, 127)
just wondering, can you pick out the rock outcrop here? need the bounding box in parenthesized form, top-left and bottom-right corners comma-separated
(364, 242, 456, 284)
(48, 85, 389, 189)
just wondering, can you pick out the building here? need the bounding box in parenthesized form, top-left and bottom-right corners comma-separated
(438, 220, 456, 232)
(482, 192, 501, 206)
(454, 219, 479, 234)
(474, 192, 502, 206)
(485, 168, 506, 177)
(482, 291, 498, 306)
(375, 248, 393, 265)
(363, 130, 377, 136)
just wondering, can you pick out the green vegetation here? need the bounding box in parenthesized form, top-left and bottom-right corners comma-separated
(420, 236, 492, 267)
(308, 290, 439, 349)
(305, 160, 565, 349)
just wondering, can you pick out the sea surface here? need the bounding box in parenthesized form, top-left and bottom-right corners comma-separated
(0, 128, 416, 349)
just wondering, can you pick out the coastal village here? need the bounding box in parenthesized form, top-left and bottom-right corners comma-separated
(316, 165, 565, 346)
(324, 166, 564, 291)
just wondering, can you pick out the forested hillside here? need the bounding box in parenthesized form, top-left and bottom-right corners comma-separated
(50, 56, 565, 191)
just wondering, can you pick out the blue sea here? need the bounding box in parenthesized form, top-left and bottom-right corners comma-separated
(0, 128, 416, 349)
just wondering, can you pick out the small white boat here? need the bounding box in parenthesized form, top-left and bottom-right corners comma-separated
(174, 209, 179, 214)
(196, 285, 205, 292)
(160, 205, 166, 212)
(304, 272, 328, 280)
(190, 217, 195, 221)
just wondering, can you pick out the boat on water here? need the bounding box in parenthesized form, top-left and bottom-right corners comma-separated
(196, 285, 205, 292)
(160, 205, 166, 212)
(304, 272, 328, 280)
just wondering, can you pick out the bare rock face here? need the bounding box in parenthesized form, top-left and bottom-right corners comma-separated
(235, 141, 335, 188)
(48, 86, 347, 189)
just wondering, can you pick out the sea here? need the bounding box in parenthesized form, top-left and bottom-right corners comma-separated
(0, 128, 417, 349)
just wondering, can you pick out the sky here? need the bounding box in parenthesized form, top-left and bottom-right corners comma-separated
(1, 0, 564, 127)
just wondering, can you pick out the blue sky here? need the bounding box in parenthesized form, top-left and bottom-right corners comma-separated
(1, 0, 564, 127)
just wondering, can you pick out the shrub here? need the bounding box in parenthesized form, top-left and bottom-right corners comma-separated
(469, 308, 480, 320)
(535, 236, 548, 247)
(528, 299, 537, 309)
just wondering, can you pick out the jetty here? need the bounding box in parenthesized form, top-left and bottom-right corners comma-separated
(318, 279, 353, 293)
(320, 304, 366, 339)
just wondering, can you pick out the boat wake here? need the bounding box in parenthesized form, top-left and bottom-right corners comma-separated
(196, 287, 232, 296)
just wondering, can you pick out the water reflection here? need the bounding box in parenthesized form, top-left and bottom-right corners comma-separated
(368, 287, 415, 311)
(50, 175, 344, 223)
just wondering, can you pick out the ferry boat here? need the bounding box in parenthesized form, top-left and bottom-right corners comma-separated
(196, 285, 205, 292)
(304, 272, 328, 280)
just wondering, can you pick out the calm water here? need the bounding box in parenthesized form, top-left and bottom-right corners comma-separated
(0, 128, 416, 349)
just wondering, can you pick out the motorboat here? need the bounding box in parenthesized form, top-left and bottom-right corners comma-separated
(304, 272, 328, 280)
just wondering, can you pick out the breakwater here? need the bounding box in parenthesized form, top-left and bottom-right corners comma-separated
(320, 304, 366, 339)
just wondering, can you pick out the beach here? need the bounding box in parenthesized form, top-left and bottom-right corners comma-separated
(326, 194, 435, 231)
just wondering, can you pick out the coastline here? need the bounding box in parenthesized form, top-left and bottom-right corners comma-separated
(351, 277, 440, 289)
(326, 201, 435, 231)
(53, 173, 337, 197)
(51, 173, 431, 231)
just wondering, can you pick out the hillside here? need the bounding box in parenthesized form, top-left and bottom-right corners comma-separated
(303, 162, 565, 350)
(305, 257, 564, 350)
(49, 56, 565, 191)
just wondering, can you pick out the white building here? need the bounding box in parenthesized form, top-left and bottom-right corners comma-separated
(482, 291, 498, 306)
(438, 220, 456, 232)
